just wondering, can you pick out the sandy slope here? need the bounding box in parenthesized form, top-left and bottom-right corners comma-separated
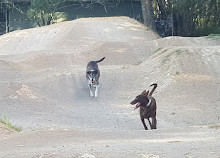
(0, 17, 220, 158)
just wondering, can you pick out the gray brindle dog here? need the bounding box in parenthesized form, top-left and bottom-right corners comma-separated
(86, 57, 105, 97)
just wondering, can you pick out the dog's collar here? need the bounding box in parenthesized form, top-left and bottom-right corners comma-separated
(146, 98, 152, 107)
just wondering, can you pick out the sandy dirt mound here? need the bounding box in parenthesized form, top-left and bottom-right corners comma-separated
(0, 17, 220, 157)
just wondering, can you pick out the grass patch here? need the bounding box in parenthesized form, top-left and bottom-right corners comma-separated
(0, 116, 22, 132)
(132, 61, 143, 66)
(153, 48, 170, 55)
(153, 48, 163, 53)
(207, 34, 220, 39)
(162, 49, 183, 64)
(162, 52, 173, 64)
(161, 48, 170, 54)
(175, 71, 180, 75)
(175, 49, 183, 55)
(162, 57, 169, 64)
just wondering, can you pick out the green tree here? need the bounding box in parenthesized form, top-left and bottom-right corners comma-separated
(26, 0, 121, 27)
(27, 0, 67, 26)
(153, 0, 220, 36)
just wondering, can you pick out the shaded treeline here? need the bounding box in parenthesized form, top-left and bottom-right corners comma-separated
(3, 0, 220, 36)
(151, 0, 220, 36)
(28, 0, 219, 36)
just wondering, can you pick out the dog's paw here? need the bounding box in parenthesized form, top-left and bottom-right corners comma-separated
(90, 92, 94, 97)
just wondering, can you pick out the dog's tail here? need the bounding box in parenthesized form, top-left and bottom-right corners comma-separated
(95, 57, 105, 63)
(149, 83, 157, 96)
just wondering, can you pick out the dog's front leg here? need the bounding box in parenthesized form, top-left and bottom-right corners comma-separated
(94, 85, 99, 97)
(88, 83, 94, 97)
(141, 117, 148, 130)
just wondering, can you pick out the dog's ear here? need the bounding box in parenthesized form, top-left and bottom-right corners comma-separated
(143, 90, 149, 97)
(141, 90, 149, 96)
(141, 90, 146, 95)
(145, 90, 149, 96)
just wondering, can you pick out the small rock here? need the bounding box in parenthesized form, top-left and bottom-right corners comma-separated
(80, 153, 96, 158)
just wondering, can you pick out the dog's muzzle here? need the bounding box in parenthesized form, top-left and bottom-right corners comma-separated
(134, 103, 140, 110)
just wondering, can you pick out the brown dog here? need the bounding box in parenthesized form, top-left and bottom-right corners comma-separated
(130, 83, 157, 130)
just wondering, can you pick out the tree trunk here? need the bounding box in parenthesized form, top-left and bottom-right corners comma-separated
(140, 0, 156, 31)
(47, 15, 52, 25)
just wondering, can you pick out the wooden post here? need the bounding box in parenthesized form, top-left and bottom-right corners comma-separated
(171, 5, 174, 36)
(5, 5, 8, 33)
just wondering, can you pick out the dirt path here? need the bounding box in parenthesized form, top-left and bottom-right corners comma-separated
(1, 127, 219, 158)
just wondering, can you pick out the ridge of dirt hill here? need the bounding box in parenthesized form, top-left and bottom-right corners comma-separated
(156, 36, 220, 47)
(0, 16, 159, 55)
(136, 44, 220, 128)
(0, 17, 160, 67)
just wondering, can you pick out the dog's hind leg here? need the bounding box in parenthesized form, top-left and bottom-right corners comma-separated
(141, 118, 148, 130)
(151, 117, 157, 129)
(94, 85, 99, 97)
(147, 118, 153, 129)
(88, 84, 94, 97)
